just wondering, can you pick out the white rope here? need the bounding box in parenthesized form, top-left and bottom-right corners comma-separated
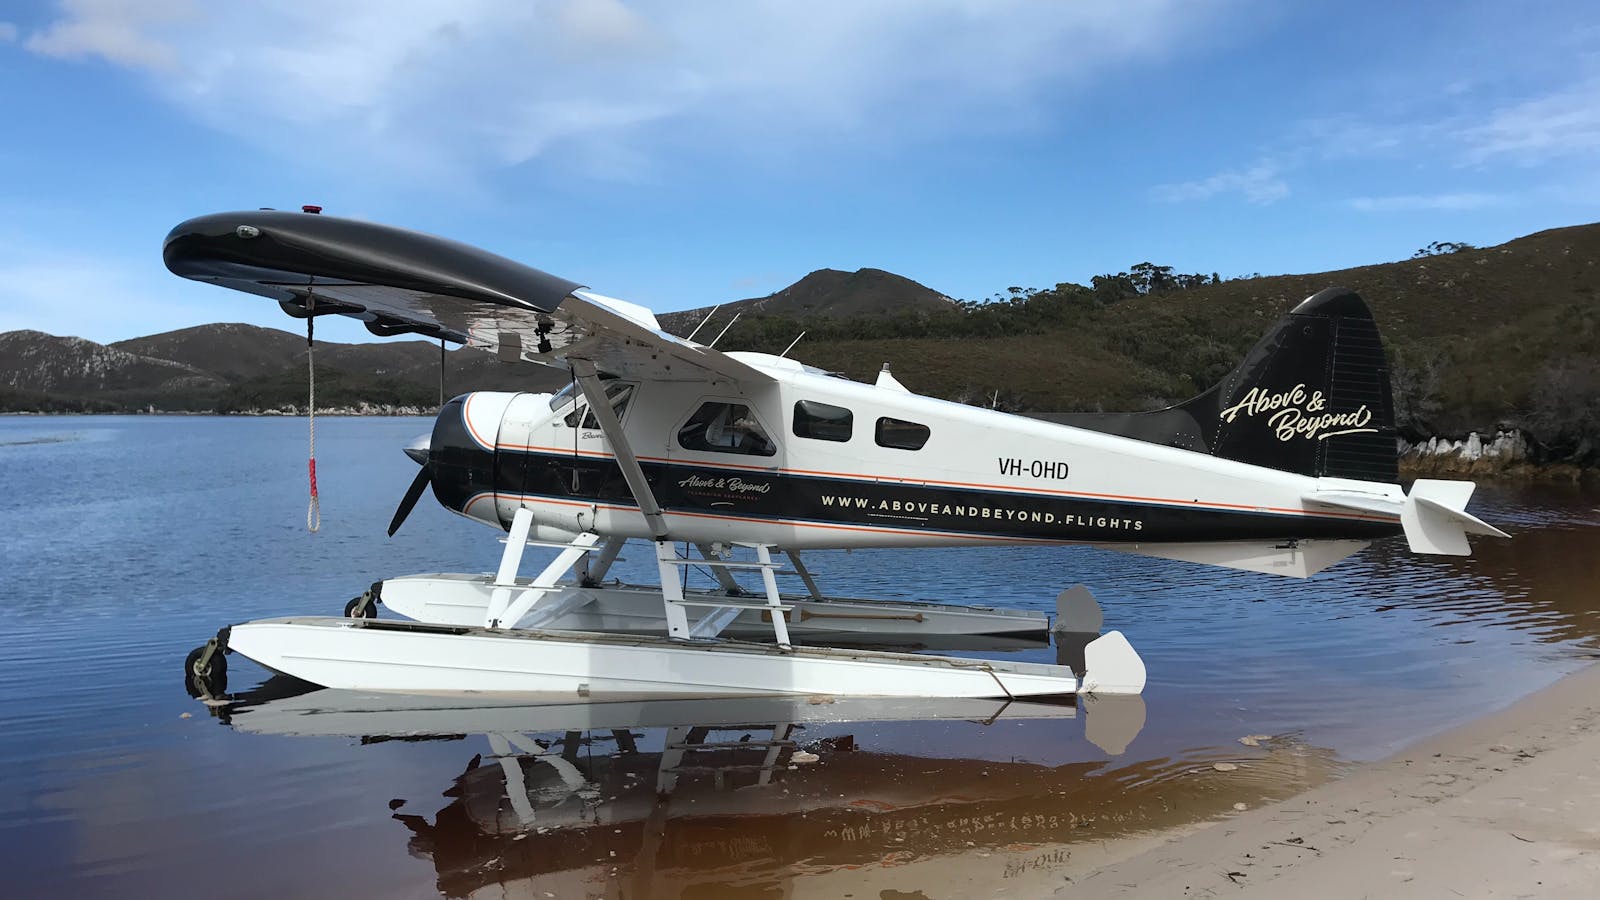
(306, 301, 320, 533)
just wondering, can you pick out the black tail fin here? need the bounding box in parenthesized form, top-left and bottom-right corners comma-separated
(1061, 288, 1398, 482)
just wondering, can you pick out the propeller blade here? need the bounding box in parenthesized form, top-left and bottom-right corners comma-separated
(388, 466, 431, 537)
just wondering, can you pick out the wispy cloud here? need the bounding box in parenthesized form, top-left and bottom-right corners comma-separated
(1457, 76, 1600, 166)
(12, 0, 1241, 181)
(0, 22, 17, 43)
(24, 0, 196, 72)
(1150, 161, 1289, 205)
(1346, 192, 1506, 213)
(1158, 56, 1600, 209)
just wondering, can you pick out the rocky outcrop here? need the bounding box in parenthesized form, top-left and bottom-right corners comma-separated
(228, 403, 430, 417)
(1401, 429, 1530, 464)
(1398, 429, 1588, 479)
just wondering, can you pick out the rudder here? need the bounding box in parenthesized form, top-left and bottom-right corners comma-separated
(1191, 287, 1397, 482)
(1059, 288, 1398, 482)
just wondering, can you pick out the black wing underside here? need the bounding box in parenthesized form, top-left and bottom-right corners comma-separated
(163, 210, 769, 384)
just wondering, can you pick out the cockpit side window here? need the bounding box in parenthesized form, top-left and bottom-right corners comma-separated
(563, 381, 636, 429)
(677, 402, 777, 456)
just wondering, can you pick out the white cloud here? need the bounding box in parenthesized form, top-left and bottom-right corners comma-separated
(1285, 72, 1600, 171)
(1159, 54, 1600, 208)
(18, 0, 1241, 181)
(24, 0, 196, 72)
(0, 22, 18, 43)
(1346, 192, 1506, 213)
(1150, 161, 1289, 205)
(1458, 77, 1600, 166)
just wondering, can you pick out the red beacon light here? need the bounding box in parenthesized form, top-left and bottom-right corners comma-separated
(301, 204, 323, 214)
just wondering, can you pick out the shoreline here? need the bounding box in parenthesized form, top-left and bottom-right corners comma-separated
(1060, 661, 1600, 897)
(5, 412, 1593, 478)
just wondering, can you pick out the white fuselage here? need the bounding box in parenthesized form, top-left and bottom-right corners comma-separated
(444, 352, 1402, 552)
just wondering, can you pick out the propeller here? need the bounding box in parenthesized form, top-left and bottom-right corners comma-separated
(388, 432, 432, 536)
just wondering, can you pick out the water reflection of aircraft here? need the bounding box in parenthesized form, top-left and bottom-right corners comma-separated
(169, 210, 1504, 702)
(224, 681, 1163, 898)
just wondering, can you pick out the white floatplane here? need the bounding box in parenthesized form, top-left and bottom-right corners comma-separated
(167, 209, 1506, 701)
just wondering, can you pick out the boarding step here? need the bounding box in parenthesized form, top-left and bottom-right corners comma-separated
(663, 763, 787, 775)
(659, 557, 783, 570)
(666, 740, 796, 751)
(496, 536, 603, 552)
(669, 597, 795, 612)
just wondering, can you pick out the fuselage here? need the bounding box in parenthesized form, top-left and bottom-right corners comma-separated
(423, 352, 1404, 551)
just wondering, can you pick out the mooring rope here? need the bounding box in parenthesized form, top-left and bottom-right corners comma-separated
(305, 295, 320, 533)
(570, 368, 581, 492)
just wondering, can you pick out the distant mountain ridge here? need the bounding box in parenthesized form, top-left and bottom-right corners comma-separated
(0, 264, 946, 413)
(0, 330, 221, 404)
(111, 322, 309, 382)
(657, 267, 955, 334)
(2, 229, 1597, 467)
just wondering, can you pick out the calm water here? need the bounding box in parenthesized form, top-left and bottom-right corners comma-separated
(1, 416, 1597, 898)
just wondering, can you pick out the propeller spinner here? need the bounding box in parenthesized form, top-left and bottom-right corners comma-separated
(388, 432, 433, 536)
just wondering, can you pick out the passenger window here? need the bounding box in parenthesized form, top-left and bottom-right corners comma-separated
(565, 382, 636, 429)
(793, 400, 853, 442)
(677, 402, 776, 456)
(876, 416, 930, 450)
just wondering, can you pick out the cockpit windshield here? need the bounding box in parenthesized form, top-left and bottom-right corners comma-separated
(565, 381, 636, 429)
(547, 381, 581, 410)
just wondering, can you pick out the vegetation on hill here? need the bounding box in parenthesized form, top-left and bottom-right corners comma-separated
(2, 223, 1595, 464)
(665, 225, 1600, 464)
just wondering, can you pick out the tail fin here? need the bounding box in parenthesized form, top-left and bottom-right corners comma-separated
(1062, 287, 1398, 482)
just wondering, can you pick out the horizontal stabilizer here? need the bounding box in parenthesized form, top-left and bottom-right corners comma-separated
(1301, 489, 1403, 518)
(1400, 479, 1510, 555)
(1096, 539, 1370, 578)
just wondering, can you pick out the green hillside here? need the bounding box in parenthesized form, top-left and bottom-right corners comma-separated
(673, 224, 1600, 462)
(3, 222, 1596, 464)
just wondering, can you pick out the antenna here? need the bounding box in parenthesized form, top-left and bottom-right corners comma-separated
(707, 311, 742, 348)
(779, 331, 807, 358)
(685, 304, 721, 342)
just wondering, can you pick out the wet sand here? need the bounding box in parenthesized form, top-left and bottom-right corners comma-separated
(1063, 661, 1600, 898)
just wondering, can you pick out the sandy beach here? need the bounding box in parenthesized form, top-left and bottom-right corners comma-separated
(1060, 662, 1600, 898)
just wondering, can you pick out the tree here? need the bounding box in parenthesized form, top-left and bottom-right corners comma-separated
(1413, 241, 1475, 258)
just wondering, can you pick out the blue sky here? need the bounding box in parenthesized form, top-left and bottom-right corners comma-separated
(1, 0, 1598, 344)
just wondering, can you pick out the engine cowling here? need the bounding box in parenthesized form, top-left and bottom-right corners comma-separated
(427, 391, 518, 528)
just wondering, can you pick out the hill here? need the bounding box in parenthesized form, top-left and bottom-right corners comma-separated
(2, 224, 1595, 464)
(657, 267, 956, 335)
(0, 324, 563, 414)
(0, 330, 222, 410)
(657, 224, 1598, 464)
(112, 323, 307, 382)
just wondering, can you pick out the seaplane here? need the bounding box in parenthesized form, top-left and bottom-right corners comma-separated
(168, 207, 1506, 702)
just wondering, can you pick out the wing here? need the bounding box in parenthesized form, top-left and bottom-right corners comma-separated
(163, 210, 771, 384)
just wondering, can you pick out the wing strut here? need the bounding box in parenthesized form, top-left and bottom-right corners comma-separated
(571, 359, 669, 539)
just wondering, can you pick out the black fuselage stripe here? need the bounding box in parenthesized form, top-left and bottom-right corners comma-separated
(455, 449, 1401, 544)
